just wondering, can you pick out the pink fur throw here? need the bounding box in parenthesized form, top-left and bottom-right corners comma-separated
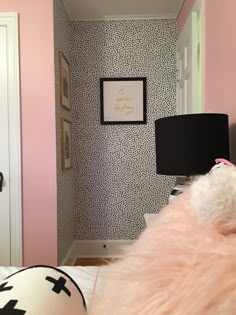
(89, 165, 236, 315)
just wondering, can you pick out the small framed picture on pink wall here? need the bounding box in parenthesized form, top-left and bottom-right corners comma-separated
(61, 118, 73, 170)
(59, 50, 71, 111)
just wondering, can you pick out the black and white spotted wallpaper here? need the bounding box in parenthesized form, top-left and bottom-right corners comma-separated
(54, 0, 74, 264)
(71, 20, 177, 240)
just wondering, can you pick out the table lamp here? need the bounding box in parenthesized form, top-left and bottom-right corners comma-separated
(155, 113, 230, 202)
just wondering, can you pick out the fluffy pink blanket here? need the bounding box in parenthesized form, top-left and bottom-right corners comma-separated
(89, 165, 236, 315)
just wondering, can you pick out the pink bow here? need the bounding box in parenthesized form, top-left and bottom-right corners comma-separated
(215, 158, 235, 167)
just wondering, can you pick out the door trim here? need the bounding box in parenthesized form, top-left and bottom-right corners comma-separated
(0, 12, 22, 266)
(192, 0, 205, 112)
(177, 0, 205, 114)
(177, 11, 197, 115)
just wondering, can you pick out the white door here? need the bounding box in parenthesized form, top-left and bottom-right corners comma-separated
(176, 11, 198, 115)
(0, 13, 22, 266)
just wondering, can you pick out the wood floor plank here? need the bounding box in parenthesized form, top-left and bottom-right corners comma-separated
(74, 257, 115, 266)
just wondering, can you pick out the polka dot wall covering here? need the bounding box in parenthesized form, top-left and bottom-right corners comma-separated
(71, 19, 177, 240)
(54, 0, 74, 264)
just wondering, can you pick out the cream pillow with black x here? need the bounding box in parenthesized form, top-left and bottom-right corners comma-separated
(0, 265, 86, 315)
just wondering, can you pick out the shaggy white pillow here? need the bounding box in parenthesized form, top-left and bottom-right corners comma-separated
(190, 165, 236, 228)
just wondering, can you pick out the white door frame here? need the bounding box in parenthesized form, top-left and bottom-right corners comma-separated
(192, 0, 205, 112)
(0, 12, 22, 266)
(177, 11, 197, 114)
(177, 0, 205, 114)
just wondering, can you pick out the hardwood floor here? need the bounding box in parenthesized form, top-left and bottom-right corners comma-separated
(74, 257, 115, 266)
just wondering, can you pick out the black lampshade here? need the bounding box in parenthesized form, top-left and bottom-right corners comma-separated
(155, 113, 230, 176)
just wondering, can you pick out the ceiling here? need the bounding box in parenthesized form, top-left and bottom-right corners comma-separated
(63, 0, 185, 21)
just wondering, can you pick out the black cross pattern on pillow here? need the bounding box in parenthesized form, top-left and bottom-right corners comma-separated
(0, 283, 13, 293)
(0, 300, 25, 315)
(45, 276, 71, 297)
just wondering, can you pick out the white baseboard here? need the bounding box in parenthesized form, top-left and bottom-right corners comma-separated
(61, 240, 135, 265)
(59, 241, 76, 266)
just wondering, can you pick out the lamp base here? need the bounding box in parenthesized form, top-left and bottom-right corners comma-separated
(169, 177, 193, 203)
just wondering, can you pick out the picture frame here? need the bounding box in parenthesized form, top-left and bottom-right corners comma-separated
(100, 77, 147, 125)
(61, 118, 73, 170)
(59, 50, 71, 111)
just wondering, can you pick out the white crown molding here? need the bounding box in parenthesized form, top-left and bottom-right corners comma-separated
(62, 0, 73, 21)
(69, 14, 177, 22)
(176, 0, 185, 18)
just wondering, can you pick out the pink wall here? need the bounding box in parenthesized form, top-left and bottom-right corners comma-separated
(178, 0, 236, 162)
(0, 1, 57, 265)
(205, 0, 236, 116)
(204, 0, 236, 162)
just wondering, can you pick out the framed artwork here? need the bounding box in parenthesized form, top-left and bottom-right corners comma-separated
(61, 118, 73, 170)
(100, 77, 147, 125)
(59, 50, 71, 111)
